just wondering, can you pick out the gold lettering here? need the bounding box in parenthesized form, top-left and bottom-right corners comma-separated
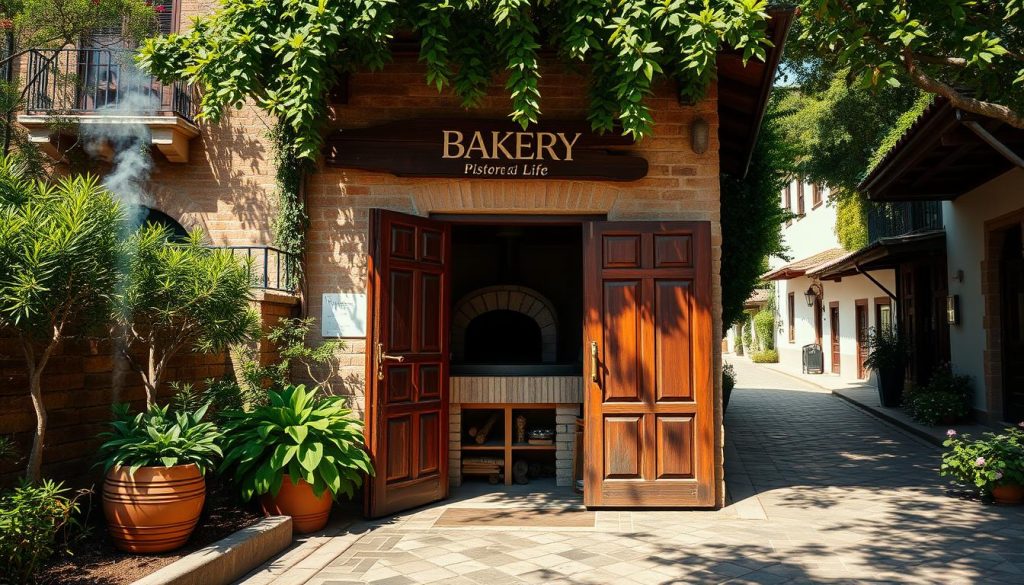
(515, 132, 534, 160)
(491, 131, 514, 159)
(536, 132, 559, 161)
(466, 131, 490, 158)
(558, 132, 582, 162)
(442, 130, 465, 159)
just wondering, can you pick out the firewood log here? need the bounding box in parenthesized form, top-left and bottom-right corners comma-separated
(474, 413, 499, 444)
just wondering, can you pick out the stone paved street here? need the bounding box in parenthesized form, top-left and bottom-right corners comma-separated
(241, 360, 1024, 584)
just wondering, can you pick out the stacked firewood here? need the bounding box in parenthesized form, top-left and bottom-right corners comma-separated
(462, 456, 504, 483)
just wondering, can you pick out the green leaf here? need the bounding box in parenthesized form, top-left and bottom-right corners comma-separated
(286, 425, 308, 445)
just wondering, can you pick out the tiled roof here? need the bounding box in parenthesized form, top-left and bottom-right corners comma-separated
(743, 288, 771, 307)
(761, 248, 848, 281)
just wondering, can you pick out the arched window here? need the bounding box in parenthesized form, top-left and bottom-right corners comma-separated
(136, 206, 188, 240)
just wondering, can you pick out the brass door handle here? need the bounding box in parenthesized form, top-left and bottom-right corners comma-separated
(590, 341, 599, 383)
(376, 342, 405, 380)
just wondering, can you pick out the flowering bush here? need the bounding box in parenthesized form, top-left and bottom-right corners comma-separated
(904, 363, 972, 425)
(941, 424, 1024, 494)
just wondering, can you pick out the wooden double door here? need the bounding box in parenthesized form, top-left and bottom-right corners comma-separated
(364, 211, 715, 517)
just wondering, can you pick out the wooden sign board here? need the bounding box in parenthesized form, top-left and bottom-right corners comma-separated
(324, 119, 648, 181)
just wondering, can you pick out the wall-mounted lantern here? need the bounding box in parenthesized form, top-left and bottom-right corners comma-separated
(946, 295, 961, 325)
(691, 117, 709, 154)
(804, 283, 823, 308)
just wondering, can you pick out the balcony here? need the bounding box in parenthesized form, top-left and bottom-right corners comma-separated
(867, 201, 943, 243)
(222, 246, 302, 293)
(17, 48, 200, 163)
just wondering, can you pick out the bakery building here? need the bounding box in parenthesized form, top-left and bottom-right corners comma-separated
(15, 5, 793, 514)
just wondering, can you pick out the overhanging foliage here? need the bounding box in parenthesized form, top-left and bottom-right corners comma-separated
(138, 0, 774, 161)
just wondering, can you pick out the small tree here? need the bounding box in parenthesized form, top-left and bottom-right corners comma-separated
(0, 158, 123, 481)
(112, 224, 259, 407)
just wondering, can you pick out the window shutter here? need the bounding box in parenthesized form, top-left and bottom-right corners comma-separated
(156, 0, 176, 35)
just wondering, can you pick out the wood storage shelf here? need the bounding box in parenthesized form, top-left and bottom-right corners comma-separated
(460, 403, 557, 486)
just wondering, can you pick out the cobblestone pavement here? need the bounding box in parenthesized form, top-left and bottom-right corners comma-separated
(241, 360, 1024, 584)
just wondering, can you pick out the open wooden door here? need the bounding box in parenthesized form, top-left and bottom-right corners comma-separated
(583, 221, 715, 507)
(365, 210, 451, 518)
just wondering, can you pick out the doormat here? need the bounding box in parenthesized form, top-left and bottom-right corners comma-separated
(433, 508, 596, 527)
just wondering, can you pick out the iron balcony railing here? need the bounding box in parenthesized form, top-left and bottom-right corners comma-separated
(867, 201, 943, 243)
(23, 48, 197, 123)
(222, 246, 301, 293)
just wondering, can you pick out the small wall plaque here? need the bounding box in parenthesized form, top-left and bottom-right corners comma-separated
(322, 293, 367, 337)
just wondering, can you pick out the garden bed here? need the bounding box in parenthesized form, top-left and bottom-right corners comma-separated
(37, 483, 261, 585)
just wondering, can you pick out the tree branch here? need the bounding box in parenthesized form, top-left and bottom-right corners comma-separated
(903, 48, 1024, 129)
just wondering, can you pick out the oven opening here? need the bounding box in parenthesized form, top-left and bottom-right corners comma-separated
(450, 223, 583, 376)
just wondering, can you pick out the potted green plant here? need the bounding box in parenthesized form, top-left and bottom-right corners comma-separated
(863, 325, 909, 407)
(219, 385, 373, 533)
(97, 403, 222, 552)
(941, 425, 1024, 505)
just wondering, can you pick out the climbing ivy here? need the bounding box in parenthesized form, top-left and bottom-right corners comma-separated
(270, 123, 309, 256)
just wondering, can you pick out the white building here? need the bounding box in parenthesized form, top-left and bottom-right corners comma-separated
(860, 97, 1023, 423)
(751, 180, 906, 385)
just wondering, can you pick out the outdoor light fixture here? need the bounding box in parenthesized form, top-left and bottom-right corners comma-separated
(691, 117, 709, 154)
(804, 283, 823, 308)
(947, 295, 961, 325)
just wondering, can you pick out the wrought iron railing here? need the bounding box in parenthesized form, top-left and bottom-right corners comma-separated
(222, 246, 301, 293)
(23, 48, 197, 123)
(867, 201, 943, 243)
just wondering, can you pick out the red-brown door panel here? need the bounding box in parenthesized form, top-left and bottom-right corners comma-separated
(366, 210, 451, 518)
(585, 221, 714, 507)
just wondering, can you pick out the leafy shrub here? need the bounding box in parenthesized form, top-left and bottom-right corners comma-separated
(904, 363, 972, 425)
(941, 425, 1024, 494)
(171, 379, 253, 419)
(863, 325, 909, 372)
(0, 480, 84, 584)
(753, 310, 775, 351)
(97, 403, 223, 475)
(751, 349, 779, 363)
(220, 385, 373, 501)
(241, 317, 347, 395)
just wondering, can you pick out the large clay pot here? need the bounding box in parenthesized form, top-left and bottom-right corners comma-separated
(992, 483, 1024, 505)
(103, 464, 206, 553)
(260, 475, 332, 533)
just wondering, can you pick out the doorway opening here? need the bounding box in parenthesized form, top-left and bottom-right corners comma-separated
(450, 223, 584, 376)
(446, 221, 584, 490)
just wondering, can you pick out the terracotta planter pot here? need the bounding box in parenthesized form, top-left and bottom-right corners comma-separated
(103, 464, 206, 553)
(260, 475, 332, 533)
(992, 483, 1024, 505)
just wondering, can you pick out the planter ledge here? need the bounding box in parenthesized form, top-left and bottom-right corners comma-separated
(131, 516, 293, 585)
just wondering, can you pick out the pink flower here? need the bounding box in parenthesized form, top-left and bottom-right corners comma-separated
(1018, 421, 1024, 428)
(946, 429, 957, 437)
(995, 471, 1004, 480)
(975, 457, 986, 467)
(154, 4, 166, 12)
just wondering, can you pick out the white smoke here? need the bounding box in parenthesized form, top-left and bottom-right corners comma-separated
(78, 54, 161, 228)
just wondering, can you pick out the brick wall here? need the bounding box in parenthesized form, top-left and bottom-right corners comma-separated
(0, 337, 228, 487)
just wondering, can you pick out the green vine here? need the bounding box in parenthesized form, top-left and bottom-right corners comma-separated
(270, 122, 309, 258)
